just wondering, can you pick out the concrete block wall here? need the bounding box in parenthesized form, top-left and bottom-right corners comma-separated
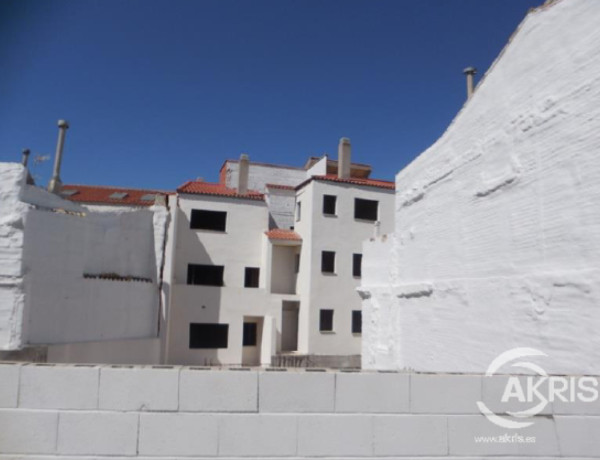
(1, 363, 599, 458)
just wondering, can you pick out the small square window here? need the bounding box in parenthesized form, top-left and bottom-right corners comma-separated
(321, 251, 335, 274)
(244, 267, 260, 288)
(354, 198, 378, 221)
(109, 192, 128, 200)
(320, 309, 334, 332)
(352, 311, 362, 334)
(353, 253, 362, 278)
(323, 195, 337, 216)
(141, 194, 156, 201)
(187, 264, 224, 286)
(243, 322, 258, 346)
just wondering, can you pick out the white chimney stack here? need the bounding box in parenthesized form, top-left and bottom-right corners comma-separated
(463, 67, 477, 100)
(238, 153, 249, 194)
(337, 137, 351, 179)
(48, 119, 69, 193)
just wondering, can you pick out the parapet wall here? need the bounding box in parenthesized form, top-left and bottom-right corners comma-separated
(0, 362, 598, 458)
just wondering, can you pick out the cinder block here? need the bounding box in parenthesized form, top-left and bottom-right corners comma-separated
(553, 377, 600, 414)
(99, 366, 179, 411)
(373, 415, 447, 455)
(448, 415, 559, 456)
(0, 409, 58, 454)
(335, 371, 409, 413)
(218, 414, 297, 457)
(259, 370, 334, 413)
(555, 416, 600, 456)
(481, 374, 553, 415)
(19, 364, 99, 410)
(297, 415, 372, 456)
(58, 412, 138, 455)
(411, 374, 482, 414)
(179, 369, 257, 412)
(138, 413, 218, 456)
(0, 364, 20, 407)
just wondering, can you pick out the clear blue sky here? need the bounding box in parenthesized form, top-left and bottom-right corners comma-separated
(0, 0, 541, 190)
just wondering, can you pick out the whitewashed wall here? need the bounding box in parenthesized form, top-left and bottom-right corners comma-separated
(224, 161, 307, 192)
(0, 363, 598, 459)
(0, 163, 168, 352)
(361, 0, 600, 374)
(265, 186, 295, 229)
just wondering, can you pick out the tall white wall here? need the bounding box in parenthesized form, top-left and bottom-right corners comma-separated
(265, 187, 296, 229)
(362, 0, 600, 374)
(0, 163, 168, 352)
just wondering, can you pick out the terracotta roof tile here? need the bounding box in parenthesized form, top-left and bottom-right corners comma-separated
(265, 229, 302, 241)
(178, 181, 264, 201)
(61, 184, 169, 207)
(265, 183, 296, 191)
(296, 174, 395, 191)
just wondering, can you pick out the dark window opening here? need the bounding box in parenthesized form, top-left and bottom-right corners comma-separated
(352, 311, 362, 334)
(320, 309, 334, 332)
(189, 323, 228, 348)
(321, 251, 335, 274)
(323, 195, 337, 216)
(187, 264, 224, 286)
(190, 209, 227, 231)
(294, 254, 300, 274)
(243, 322, 258, 346)
(354, 198, 378, 221)
(296, 202, 302, 222)
(353, 253, 363, 278)
(244, 267, 260, 288)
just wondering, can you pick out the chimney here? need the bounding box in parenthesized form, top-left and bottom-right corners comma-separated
(48, 119, 69, 193)
(21, 149, 30, 167)
(463, 67, 477, 100)
(238, 153, 249, 194)
(337, 137, 351, 179)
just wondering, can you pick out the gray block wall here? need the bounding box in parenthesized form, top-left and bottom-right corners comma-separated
(0, 363, 598, 459)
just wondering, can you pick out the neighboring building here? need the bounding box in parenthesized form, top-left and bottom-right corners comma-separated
(360, 0, 600, 375)
(163, 139, 395, 367)
(0, 163, 169, 364)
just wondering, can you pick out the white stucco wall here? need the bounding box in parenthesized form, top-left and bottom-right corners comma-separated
(0, 163, 168, 351)
(224, 162, 307, 192)
(265, 186, 296, 230)
(166, 194, 276, 365)
(361, 0, 600, 374)
(297, 180, 394, 356)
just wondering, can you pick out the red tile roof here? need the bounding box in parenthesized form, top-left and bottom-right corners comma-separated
(177, 181, 264, 201)
(265, 229, 302, 241)
(61, 184, 169, 207)
(297, 174, 395, 191)
(265, 183, 295, 191)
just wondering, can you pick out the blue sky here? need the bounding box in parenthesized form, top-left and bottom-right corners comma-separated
(0, 0, 541, 190)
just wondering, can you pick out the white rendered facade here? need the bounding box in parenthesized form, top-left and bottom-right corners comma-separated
(164, 147, 395, 366)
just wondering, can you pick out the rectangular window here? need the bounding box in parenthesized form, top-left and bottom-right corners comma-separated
(352, 311, 362, 334)
(187, 264, 224, 286)
(244, 267, 260, 288)
(189, 323, 228, 348)
(296, 202, 302, 222)
(322, 195, 337, 216)
(321, 251, 335, 274)
(190, 209, 227, 231)
(354, 198, 378, 221)
(353, 253, 362, 278)
(320, 309, 334, 332)
(294, 254, 300, 274)
(243, 322, 258, 346)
